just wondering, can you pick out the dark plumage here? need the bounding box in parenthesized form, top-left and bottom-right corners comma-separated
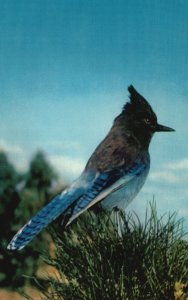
(7, 85, 175, 250)
(86, 85, 174, 171)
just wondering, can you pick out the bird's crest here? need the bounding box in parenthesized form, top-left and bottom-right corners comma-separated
(123, 85, 155, 117)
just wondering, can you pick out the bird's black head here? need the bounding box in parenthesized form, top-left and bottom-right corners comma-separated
(118, 85, 175, 148)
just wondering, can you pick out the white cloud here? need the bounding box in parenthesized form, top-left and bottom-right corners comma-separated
(0, 139, 28, 172)
(178, 208, 188, 218)
(165, 158, 188, 170)
(0, 139, 85, 178)
(46, 140, 83, 152)
(13, 157, 29, 172)
(0, 139, 24, 155)
(148, 158, 188, 184)
(149, 171, 180, 183)
(49, 155, 85, 179)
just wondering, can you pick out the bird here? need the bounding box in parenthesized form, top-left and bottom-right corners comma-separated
(7, 85, 175, 250)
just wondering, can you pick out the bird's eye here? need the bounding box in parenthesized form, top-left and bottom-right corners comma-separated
(144, 118, 151, 125)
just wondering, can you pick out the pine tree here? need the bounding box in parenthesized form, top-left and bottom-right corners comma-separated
(0, 150, 58, 288)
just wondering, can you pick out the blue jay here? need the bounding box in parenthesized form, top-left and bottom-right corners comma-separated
(7, 85, 174, 250)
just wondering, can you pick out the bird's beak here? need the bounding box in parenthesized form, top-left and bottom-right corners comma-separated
(155, 123, 175, 132)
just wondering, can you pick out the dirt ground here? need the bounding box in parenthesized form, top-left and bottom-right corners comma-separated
(0, 264, 60, 300)
(0, 286, 43, 300)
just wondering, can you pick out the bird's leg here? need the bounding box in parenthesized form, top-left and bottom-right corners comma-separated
(111, 206, 121, 229)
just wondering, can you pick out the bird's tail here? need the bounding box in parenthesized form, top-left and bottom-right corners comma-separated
(7, 189, 81, 250)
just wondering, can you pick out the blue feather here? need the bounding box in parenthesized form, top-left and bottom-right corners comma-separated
(7, 161, 146, 250)
(65, 162, 146, 224)
(7, 173, 94, 250)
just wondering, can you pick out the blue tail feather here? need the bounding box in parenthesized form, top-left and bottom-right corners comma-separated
(7, 188, 84, 250)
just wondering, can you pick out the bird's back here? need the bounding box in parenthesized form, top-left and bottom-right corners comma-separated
(86, 118, 144, 172)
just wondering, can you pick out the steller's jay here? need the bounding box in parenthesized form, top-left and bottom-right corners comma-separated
(7, 85, 175, 250)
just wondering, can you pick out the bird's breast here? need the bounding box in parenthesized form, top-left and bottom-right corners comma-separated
(101, 163, 150, 211)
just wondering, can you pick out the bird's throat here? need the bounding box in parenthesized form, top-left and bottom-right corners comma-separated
(133, 128, 153, 149)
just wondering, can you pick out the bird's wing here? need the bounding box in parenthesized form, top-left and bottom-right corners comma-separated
(65, 161, 146, 226)
(7, 160, 145, 250)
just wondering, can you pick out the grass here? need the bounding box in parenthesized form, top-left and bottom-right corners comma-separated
(30, 203, 188, 300)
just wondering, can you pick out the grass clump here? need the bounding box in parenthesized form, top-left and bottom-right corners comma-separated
(38, 204, 188, 300)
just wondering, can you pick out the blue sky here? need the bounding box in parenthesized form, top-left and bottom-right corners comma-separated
(0, 0, 188, 226)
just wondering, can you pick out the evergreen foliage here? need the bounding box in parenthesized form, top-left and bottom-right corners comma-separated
(0, 150, 58, 288)
(40, 207, 188, 300)
(25, 151, 58, 198)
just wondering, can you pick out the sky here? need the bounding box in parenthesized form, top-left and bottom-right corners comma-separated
(0, 0, 188, 228)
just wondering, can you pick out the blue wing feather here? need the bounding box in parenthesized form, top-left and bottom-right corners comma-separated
(65, 161, 146, 225)
(7, 161, 146, 250)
